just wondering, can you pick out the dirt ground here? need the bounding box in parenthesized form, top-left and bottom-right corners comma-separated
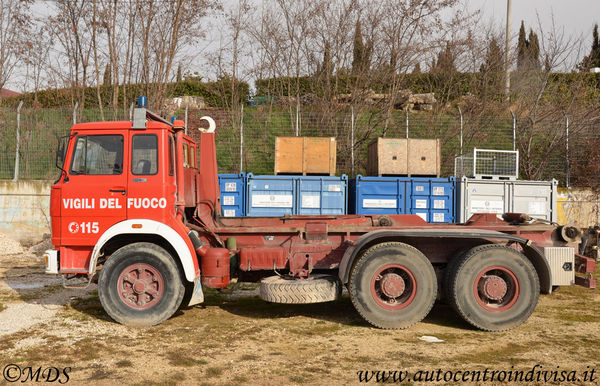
(0, 245, 599, 385)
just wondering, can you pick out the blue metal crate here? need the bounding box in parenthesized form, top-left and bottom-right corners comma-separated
(218, 173, 246, 217)
(246, 174, 348, 216)
(246, 174, 295, 216)
(349, 176, 406, 215)
(297, 175, 347, 215)
(349, 175, 456, 223)
(407, 177, 455, 223)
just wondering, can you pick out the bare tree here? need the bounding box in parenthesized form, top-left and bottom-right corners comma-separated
(0, 0, 32, 97)
(135, 0, 218, 111)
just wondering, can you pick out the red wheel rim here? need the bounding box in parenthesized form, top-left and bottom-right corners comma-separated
(473, 265, 520, 312)
(117, 263, 164, 310)
(370, 264, 417, 310)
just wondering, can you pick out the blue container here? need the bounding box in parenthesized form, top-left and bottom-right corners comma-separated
(297, 175, 347, 215)
(218, 173, 246, 217)
(349, 176, 407, 215)
(246, 174, 348, 216)
(350, 175, 455, 223)
(407, 177, 455, 223)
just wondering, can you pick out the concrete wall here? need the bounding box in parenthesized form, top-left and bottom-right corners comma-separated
(0, 180, 52, 245)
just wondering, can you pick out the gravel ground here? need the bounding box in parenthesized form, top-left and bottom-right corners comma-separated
(0, 232, 24, 255)
(0, 232, 598, 385)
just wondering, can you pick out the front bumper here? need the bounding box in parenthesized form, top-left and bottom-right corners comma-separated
(44, 249, 59, 274)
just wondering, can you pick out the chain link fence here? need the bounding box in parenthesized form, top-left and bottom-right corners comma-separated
(1, 103, 598, 187)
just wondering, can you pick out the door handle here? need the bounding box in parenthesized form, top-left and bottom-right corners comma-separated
(109, 189, 126, 195)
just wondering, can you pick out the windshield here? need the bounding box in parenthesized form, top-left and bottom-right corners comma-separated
(69, 135, 124, 175)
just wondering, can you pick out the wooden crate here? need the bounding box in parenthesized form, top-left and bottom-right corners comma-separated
(367, 138, 440, 176)
(275, 137, 336, 175)
(367, 138, 408, 176)
(407, 138, 440, 176)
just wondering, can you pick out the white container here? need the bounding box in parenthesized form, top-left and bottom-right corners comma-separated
(457, 177, 557, 223)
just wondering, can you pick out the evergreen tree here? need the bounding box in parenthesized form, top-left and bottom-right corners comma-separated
(579, 24, 600, 70)
(352, 19, 365, 74)
(482, 36, 503, 74)
(319, 41, 333, 77)
(516, 21, 541, 71)
(176, 63, 182, 82)
(517, 21, 527, 70)
(412, 62, 421, 74)
(103, 64, 111, 86)
(433, 42, 456, 73)
(364, 38, 373, 72)
(528, 29, 540, 70)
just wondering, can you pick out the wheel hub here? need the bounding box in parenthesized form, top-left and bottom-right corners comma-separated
(370, 264, 417, 310)
(117, 263, 164, 310)
(479, 275, 507, 300)
(473, 265, 520, 312)
(133, 280, 147, 294)
(380, 273, 405, 298)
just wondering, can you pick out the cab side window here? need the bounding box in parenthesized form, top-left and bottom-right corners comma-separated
(183, 143, 189, 168)
(131, 134, 158, 175)
(70, 135, 124, 175)
(190, 145, 196, 168)
(168, 135, 175, 176)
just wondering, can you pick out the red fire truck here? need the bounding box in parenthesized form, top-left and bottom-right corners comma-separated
(45, 100, 596, 331)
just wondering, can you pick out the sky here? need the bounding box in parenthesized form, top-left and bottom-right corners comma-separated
(471, 0, 599, 43)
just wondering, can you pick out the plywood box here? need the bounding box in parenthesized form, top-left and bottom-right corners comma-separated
(275, 137, 336, 175)
(367, 138, 440, 176)
(407, 138, 440, 176)
(367, 138, 408, 176)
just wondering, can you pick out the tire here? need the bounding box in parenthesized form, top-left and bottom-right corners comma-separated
(349, 242, 437, 329)
(98, 242, 185, 326)
(446, 244, 540, 332)
(259, 274, 341, 304)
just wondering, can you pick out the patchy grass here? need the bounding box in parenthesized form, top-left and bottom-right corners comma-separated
(167, 351, 208, 367)
(116, 359, 133, 368)
(453, 343, 533, 365)
(205, 366, 225, 376)
(0, 302, 5, 312)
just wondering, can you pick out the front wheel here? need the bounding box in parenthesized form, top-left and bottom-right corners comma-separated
(446, 244, 540, 331)
(98, 242, 185, 326)
(349, 242, 437, 329)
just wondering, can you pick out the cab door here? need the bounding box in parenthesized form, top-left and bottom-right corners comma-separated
(126, 130, 176, 222)
(60, 132, 128, 246)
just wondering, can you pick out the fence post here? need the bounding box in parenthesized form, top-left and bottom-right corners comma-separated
(295, 103, 299, 136)
(564, 112, 570, 188)
(184, 103, 189, 135)
(129, 102, 134, 121)
(510, 110, 516, 151)
(405, 107, 409, 138)
(12, 101, 24, 182)
(351, 106, 355, 177)
(240, 104, 244, 173)
(458, 106, 463, 155)
(72, 101, 78, 125)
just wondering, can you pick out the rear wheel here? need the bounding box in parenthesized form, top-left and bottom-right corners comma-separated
(349, 242, 437, 329)
(98, 242, 185, 326)
(446, 244, 539, 331)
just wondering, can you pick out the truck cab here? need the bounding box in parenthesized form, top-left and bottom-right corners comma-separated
(47, 106, 204, 326)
